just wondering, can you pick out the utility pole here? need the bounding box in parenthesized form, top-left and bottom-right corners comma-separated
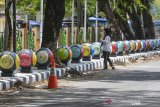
(95, 0, 98, 42)
(13, 0, 16, 52)
(71, 0, 75, 44)
(40, 0, 43, 47)
(83, 0, 87, 42)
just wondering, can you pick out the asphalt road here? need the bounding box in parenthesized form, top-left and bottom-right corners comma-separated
(1, 61, 160, 107)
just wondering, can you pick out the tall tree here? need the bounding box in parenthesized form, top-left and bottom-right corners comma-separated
(0, 0, 4, 6)
(98, 0, 150, 40)
(151, 0, 160, 20)
(5, 0, 13, 50)
(41, 0, 65, 65)
(98, 0, 137, 40)
(98, 0, 121, 41)
(76, 0, 84, 28)
(113, 0, 135, 40)
(127, 1, 145, 40)
(141, 0, 155, 39)
(114, 10, 135, 40)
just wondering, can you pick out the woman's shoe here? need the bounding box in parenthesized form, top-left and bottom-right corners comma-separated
(103, 67, 108, 70)
(112, 66, 115, 70)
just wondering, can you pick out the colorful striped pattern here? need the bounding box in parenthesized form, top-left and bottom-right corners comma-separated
(0, 50, 160, 91)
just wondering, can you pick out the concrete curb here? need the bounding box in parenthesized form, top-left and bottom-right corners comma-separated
(0, 50, 160, 91)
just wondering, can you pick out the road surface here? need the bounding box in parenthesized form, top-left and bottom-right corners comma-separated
(0, 61, 160, 107)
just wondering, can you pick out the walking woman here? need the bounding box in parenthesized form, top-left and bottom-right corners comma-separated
(101, 28, 115, 70)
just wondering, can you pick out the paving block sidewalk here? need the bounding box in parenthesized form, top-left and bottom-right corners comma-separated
(0, 50, 160, 91)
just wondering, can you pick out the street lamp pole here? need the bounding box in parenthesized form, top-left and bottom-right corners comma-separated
(13, 0, 16, 52)
(83, 0, 87, 42)
(71, 0, 74, 44)
(95, 0, 98, 42)
(40, 0, 43, 47)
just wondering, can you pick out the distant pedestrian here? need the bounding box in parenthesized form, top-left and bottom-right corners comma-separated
(101, 28, 115, 70)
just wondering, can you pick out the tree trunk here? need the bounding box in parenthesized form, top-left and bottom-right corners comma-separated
(5, 0, 13, 51)
(115, 2, 135, 40)
(76, 0, 84, 28)
(42, 0, 65, 65)
(142, 10, 155, 39)
(76, 0, 84, 44)
(141, 0, 155, 39)
(114, 11, 135, 40)
(128, 6, 145, 40)
(98, 0, 121, 41)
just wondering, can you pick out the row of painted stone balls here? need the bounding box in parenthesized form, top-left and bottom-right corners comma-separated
(0, 48, 53, 76)
(0, 39, 160, 76)
(57, 39, 160, 64)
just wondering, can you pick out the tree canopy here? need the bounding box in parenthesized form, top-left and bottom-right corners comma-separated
(98, 0, 155, 40)
(17, 0, 40, 19)
(0, 0, 4, 6)
(3, 0, 160, 52)
(151, 0, 160, 20)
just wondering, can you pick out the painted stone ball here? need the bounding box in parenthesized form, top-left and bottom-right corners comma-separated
(155, 39, 159, 48)
(82, 43, 94, 57)
(158, 39, 160, 48)
(82, 45, 90, 57)
(130, 40, 136, 52)
(70, 44, 83, 60)
(92, 42, 101, 56)
(117, 41, 124, 53)
(125, 41, 131, 51)
(0, 51, 20, 72)
(36, 48, 52, 66)
(111, 41, 117, 54)
(57, 46, 72, 63)
(141, 40, 146, 51)
(18, 49, 37, 68)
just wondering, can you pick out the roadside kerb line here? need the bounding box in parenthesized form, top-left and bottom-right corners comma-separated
(0, 50, 160, 91)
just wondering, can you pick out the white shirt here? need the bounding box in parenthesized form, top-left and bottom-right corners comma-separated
(101, 35, 111, 52)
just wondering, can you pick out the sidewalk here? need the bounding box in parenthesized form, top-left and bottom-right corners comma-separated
(0, 50, 160, 91)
